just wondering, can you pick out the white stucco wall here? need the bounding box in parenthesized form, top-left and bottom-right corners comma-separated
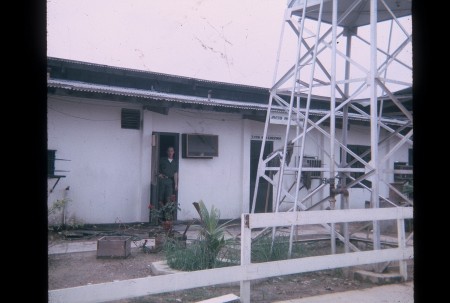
(48, 97, 250, 223)
(151, 109, 245, 220)
(48, 96, 143, 224)
(48, 95, 412, 224)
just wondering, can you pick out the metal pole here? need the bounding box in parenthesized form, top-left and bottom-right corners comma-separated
(381, 129, 413, 163)
(378, 20, 393, 136)
(377, 36, 411, 76)
(329, 0, 338, 255)
(340, 27, 353, 254)
(369, 0, 381, 257)
(293, 94, 301, 244)
(274, 1, 306, 214)
(272, 0, 363, 93)
(301, 39, 347, 98)
(285, 0, 308, 257)
(380, 0, 411, 37)
(272, 14, 288, 86)
(348, 103, 413, 145)
(287, 0, 325, 257)
(353, 34, 411, 71)
(251, 1, 290, 215)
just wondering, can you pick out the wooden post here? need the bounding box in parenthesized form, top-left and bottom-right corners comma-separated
(240, 214, 251, 303)
(397, 217, 407, 281)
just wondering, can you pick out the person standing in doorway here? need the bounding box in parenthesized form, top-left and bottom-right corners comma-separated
(158, 146, 178, 217)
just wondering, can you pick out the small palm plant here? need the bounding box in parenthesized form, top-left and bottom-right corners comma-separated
(193, 200, 234, 268)
(165, 200, 236, 270)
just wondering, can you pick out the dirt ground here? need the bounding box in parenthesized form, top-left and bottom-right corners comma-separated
(48, 225, 413, 303)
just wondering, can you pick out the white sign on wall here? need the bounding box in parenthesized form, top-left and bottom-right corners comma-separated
(270, 113, 304, 126)
(251, 135, 282, 141)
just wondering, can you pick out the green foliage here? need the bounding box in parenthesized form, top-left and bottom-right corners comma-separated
(165, 239, 214, 271)
(196, 201, 232, 268)
(251, 234, 306, 262)
(149, 201, 181, 221)
(48, 198, 83, 230)
(65, 216, 85, 229)
(48, 198, 71, 216)
(165, 237, 239, 271)
(165, 200, 236, 271)
(251, 234, 290, 262)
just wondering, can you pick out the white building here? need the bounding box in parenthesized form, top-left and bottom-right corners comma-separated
(47, 57, 412, 225)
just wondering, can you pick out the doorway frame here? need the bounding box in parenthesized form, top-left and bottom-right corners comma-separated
(249, 139, 274, 213)
(150, 132, 180, 222)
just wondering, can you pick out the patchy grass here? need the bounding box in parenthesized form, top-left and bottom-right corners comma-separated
(251, 234, 311, 262)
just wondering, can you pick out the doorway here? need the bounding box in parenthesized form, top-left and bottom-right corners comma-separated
(250, 140, 274, 213)
(150, 132, 180, 222)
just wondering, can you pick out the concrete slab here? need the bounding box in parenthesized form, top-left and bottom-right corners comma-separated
(48, 241, 97, 254)
(48, 239, 152, 254)
(273, 282, 413, 303)
(194, 294, 240, 303)
(354, 270, 403, 284)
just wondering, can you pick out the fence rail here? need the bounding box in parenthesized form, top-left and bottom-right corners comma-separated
(49, 208, 413, 303)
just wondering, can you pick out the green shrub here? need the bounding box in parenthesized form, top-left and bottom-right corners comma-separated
(251, 233, 305, 262)
(165, 200, 237, 271)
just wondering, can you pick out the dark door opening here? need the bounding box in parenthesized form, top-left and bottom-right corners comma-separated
(150, 132, 180, 222)
(250, 140, 274, 213)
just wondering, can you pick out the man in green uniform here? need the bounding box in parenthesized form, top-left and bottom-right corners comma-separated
(158, 146, 178, 206)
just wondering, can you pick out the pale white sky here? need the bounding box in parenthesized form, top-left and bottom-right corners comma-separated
(47, 0, 290, 87)
(47, 0, 412, 94)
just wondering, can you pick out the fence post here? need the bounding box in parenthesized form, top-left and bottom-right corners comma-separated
(240, 214, 251, 302)
(397, 215, 407, 281)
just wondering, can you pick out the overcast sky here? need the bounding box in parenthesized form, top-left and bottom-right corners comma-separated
(47, 0, 291, 87)
(47, 0, 412, 92)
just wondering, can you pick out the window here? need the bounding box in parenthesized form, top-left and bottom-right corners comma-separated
(182, 134, 219, 158)
(48, 149, 56, 177)
(121, 108, 141, 130)
(341, 145, 371, 188)
(302, 156, 322, 178)
(408, 148, 413, 166)
(394, 162, 413, 183)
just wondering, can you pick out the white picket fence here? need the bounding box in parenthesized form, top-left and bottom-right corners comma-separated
(49, 207, 413, 303)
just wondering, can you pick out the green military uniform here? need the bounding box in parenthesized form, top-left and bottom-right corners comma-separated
(158, 158, 178, 203)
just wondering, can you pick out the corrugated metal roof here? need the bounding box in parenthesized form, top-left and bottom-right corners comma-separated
(47, 57, 268, 92)
(48, 78, 409, 127)
(48, 79, 269, 111)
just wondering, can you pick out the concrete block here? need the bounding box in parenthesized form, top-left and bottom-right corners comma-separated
(97, 236, 131, 258)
